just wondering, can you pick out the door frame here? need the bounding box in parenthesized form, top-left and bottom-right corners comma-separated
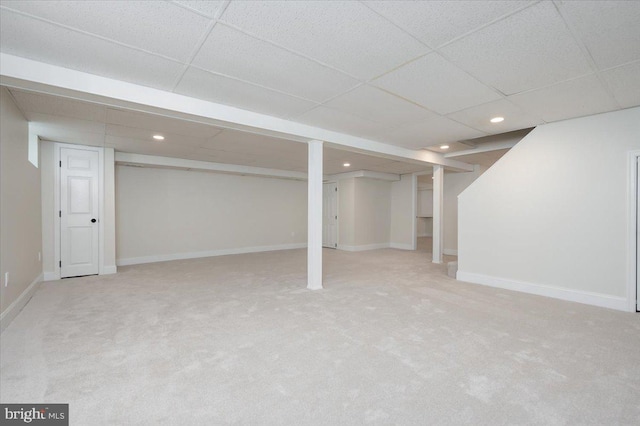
(628, 150, 640, 312)
(323, 181, 339, 249)
(53, 142, 105, 279)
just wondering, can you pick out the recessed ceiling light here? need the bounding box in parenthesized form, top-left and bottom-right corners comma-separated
(343, 162, 351, 167)
(153, 134, 165, 140)
(490, 116, 504, 123)
(440, 145, 449, 150)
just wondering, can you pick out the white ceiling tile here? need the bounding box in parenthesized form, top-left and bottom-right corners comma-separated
(192, 24, 359, 102)
(106, 135, 199, 159)
(322, 85, 436, 128)
(106, 109, 222, 139)
(173, 0, 226, 18)
(447, 99, 543, 133)
(295, 106, 390, 140)
(28, 113, 106, 135)
(373, 53, 501, 114)
(440, 1, 592, 95)
(508, 74, 618, 123)
(600, 61, 640, 109)
(203, 129, 306, 156)
(174, 67, 318, 118)
(365, 0, 532, 48)
(1, 1, 211, 62)
(558, 0, 640, 70)
(106, 124, 207, 147)
(9, 89, 107, 122)
(220, 1, 429, 80)
(0, 10, 184, 90)
(383, 116, 485, 149)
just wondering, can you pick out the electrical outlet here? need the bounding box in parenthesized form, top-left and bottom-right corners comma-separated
(4, 272, 8, 287)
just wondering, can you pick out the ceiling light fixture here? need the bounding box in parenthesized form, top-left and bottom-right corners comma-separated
(440, 145, 449, 150)
(490, 116, 504, 123)
(343, 162, 351, 167)
(153, 134, 165, 140)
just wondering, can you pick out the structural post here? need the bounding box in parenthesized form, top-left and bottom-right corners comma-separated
(307, 140, 323, 290)
(432, 165, 444, 264)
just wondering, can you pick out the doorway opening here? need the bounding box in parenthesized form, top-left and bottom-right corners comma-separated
(323, 182, 337, 248)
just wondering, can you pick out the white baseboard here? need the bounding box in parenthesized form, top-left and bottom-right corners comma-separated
(43, 271, 59, 281)
(1, 272, 43, 333)
(339, 243, 390, 252)
(101, 265, 117, 275)
(444, 248, 458, 256)
(456, 271, 630, 312)
(389, 243, 414, 250)
(117, 243, 307, 266)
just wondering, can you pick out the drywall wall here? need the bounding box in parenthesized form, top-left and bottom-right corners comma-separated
(390, 173, 416, 250)
(443, 166, 487, 254)
(337, 177, 391, 250)
(417, 189, 433, 237)
(0, 87, 42, 329)
(115, 165, 307, 264)
(458, 107, 640, 311)
(41, 142, 117, 278)
(338, 178, 355, 248)
(103, 148, 116, 273)
(353, 178, 391, 248)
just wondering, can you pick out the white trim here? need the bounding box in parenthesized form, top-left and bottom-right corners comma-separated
(102, 265, 117, 275)
(444, 248, 458, 256)
(0, 273, 43, 333)
(457, 271, 629, 312)
(628, 150, 640, 312)
(326, 170, 400, 182)
(389, 243, 413, 250)
(339, 243, 390, 252)
(116, 152, 307, 181)
(43, 272, 59, 281)
(0, 54, 473, 172)
(54, 143, 105, 277)
(116, 243, 306, 266)
(444, 139, 520, 158)
(432, 166, 444, 263)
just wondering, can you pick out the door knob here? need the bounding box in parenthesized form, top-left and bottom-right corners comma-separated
(91, 218, 97, 223)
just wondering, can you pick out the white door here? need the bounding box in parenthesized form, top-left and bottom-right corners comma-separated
(323, 183, 338, 248)
(60, 147, 100, 278)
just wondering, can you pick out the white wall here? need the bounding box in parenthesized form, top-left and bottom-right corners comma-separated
(443, 166, 487, 254)
(115, 165, 307, 264)
(458, 107, 640, 311)
(353, 178, 391, 248)
(0, 87, 42, 330)
(336, 177, 391, 251)
(338, 178, 355, 248)
(390, 174, 416, 250)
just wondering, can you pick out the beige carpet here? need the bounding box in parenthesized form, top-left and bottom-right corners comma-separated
(1, 246, 639, 425)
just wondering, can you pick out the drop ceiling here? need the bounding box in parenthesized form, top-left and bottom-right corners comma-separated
(1, 1, 638, 164)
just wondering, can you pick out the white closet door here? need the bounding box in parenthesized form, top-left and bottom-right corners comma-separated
(60, 147, 100, 278)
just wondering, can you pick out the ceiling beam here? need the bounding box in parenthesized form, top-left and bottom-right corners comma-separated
(1, 54, 474, 172)
(115, 152, 308, 180)
(444, 140, 521, 158)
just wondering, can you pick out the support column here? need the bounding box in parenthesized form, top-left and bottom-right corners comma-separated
(307, 140, 323, 290)
(432, 165, 444, 264)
